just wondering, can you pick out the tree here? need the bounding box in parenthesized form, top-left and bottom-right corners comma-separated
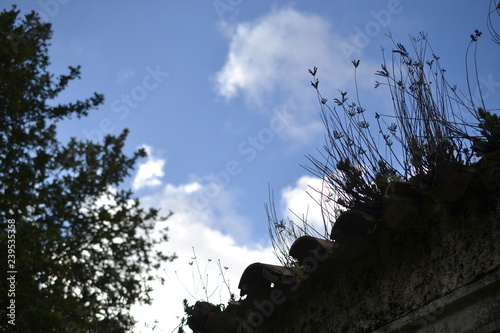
(0, 6, 175, 332)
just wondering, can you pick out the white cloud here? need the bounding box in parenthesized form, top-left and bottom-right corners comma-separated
(215, 7, 339, 101)
(214, 7, 379, 144)
(132, 145, 165, 191)
(280, 175, 329, 238)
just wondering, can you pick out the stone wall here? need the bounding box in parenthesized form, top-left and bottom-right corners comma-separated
(258, 158, 500, 333)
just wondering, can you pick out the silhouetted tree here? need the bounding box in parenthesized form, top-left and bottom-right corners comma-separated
(0, 6, 174, 332)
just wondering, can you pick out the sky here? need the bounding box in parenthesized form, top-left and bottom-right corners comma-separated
(7, 0, 500, 332)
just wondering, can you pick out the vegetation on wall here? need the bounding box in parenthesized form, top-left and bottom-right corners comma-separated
(268, 30, 499, 267)
(174, 249, 235, 333)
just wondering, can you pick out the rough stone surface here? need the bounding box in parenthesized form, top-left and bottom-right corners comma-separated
(253, 158, 500, 333)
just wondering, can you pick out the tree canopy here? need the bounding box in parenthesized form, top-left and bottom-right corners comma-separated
(0, 6, 174, 332)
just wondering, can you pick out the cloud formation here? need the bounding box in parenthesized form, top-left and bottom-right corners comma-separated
(215, 7, 338, 101)
(214, 7, 376, 144)
(132, 145, 165, 190)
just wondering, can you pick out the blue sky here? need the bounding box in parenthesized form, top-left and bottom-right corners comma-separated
(9, 0, 500, 331)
